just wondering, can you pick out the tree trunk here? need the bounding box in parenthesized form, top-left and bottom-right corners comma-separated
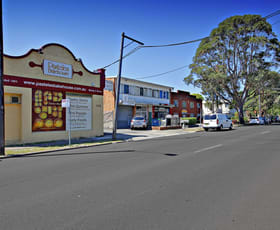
(238, 104, 245, 124)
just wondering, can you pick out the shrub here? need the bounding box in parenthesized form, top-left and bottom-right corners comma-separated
(181, 117, 197, 125)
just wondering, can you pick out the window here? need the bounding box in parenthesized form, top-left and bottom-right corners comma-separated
(190, 102, 194, 109)
(182, 101, 187, 108)
(143, 88, 148, 97)
(140, 87, 144, 96)
(174, 100, 179, 107)
(159, 91, 163, 98)
(166, 92, 169, 99)
(147, 89, 152, 97)
(197, 103, 200, 108)
(152, 90, 159, 98)
(124, 84, 129, 94)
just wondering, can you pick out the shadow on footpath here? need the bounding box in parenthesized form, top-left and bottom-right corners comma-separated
(5, 132, 147, 149)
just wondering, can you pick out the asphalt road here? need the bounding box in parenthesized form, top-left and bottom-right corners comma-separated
(1, 125, 280, 230)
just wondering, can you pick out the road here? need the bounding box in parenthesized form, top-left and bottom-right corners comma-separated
(0, 125, 280, 230)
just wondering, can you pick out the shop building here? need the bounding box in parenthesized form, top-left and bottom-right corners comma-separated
(104, 77, 173, 128)
(4, 43, 105, 145)
(170, 90, 202, 119)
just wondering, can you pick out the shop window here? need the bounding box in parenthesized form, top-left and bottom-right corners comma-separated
(190, 102, 194, 109)
(124, 84, 129, 94)
(174, 100, 178, 107)
(182, 101, 187, 108)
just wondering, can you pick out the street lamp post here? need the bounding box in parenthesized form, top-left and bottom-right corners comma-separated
(112, 33, 144, 140)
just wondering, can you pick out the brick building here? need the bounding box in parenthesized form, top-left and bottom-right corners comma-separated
(170, 90, 202, 120)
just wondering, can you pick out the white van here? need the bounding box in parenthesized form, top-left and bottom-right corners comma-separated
(203, 113, 233, 131)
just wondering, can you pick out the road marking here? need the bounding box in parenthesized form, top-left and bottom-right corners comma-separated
(261, 131, 271, 135)
(194, 144, 223, 154)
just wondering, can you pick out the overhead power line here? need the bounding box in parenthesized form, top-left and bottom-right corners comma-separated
(99, 9, 280, 71)
(135, 64, 189, 80)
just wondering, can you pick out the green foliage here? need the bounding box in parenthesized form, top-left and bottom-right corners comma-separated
(181, 117, 197, 125)
(191, 93, 204, 101)
(184, 14, 280, 124)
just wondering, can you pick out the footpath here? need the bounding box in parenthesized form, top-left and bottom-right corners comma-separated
(1, 127, 203, 158)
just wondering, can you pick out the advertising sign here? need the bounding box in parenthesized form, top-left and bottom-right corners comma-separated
(61, 99, 70, 108)
(32, 89, 66, 132)
(66, 96, 92, 131)
(43, 59, 72, 79)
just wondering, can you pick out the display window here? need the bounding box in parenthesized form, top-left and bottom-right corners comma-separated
(32, 89, 66, 131)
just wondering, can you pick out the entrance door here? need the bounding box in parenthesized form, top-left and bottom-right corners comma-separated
(117, 105, 133, 128)
(5, 104, 21, 143)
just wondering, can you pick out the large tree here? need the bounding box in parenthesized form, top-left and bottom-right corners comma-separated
(184, 15, 280, 123)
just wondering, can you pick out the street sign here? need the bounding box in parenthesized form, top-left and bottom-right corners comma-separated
(61, 99, 70, 108)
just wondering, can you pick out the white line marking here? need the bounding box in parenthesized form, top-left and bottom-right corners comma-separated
(261, 131, 271, 135)
(194, 144, 223, 154)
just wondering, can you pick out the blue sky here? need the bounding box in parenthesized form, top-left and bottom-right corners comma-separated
(3, 0, 280, 94)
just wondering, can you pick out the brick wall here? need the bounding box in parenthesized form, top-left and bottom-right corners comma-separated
(170, 91, 202, 117)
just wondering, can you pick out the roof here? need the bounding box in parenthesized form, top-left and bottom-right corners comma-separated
(106, 76, 174, 90)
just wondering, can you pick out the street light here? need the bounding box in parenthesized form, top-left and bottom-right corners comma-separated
(112, 33, 144, 140)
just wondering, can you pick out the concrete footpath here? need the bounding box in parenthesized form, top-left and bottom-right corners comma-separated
(1, 127, 203, 158)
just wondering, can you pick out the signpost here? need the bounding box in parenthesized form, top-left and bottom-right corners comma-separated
(62, 98, 71, 145)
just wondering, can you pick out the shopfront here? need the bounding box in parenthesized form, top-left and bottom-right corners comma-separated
(4, 43, 105, 145)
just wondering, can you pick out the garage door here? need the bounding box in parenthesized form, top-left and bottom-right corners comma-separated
(117, 105, 133, 129)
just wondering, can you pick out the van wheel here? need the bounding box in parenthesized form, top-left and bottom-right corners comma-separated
(217, 126, 222, 131)
(229, 124, 233, 130)
(204, 128, 208, 131)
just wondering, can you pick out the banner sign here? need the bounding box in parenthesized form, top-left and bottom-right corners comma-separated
(43, 59, 73, 79)
(32, 89, 66, 132)
(66, 96, 92, 131)
(4, 75, 103, 95)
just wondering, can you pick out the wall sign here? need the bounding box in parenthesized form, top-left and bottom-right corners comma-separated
(66, 95, 92, 131)
(32, 89, 66, 132)
(4, 75, 103, 95)
(43, 59, 73, 79)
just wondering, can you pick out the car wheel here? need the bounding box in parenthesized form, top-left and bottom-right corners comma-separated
(217, 126, 221, 131)
(204, 128, 208, 131)
(229, 124, 233, 130)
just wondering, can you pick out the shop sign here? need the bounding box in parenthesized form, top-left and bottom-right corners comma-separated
(43, 59, 72, 79)
(66, 96, 92, 131)
(32, 89, 66, 132)
(4, 75, 103, 95)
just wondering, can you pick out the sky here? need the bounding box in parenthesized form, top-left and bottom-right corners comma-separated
(2, 0, 280, 94)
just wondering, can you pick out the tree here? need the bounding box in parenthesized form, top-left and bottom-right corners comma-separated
(184, 15, 280, 124)
(191, 93, 204, 101)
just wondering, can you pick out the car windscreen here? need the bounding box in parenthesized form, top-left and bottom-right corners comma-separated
(134, 117, 144, 120)
(204, 115, 216, 120)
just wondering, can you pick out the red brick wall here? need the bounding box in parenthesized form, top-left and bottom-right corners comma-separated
(170, 91, 202, 117)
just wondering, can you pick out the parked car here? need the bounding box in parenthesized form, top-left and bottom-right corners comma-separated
(130, 116, 147, 130)
(203, 113, 233, 131)
(249, 117, 261, 125)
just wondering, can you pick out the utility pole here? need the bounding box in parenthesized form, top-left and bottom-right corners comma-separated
(0, 0, 5, 155)
(112, 32, 144, 140)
